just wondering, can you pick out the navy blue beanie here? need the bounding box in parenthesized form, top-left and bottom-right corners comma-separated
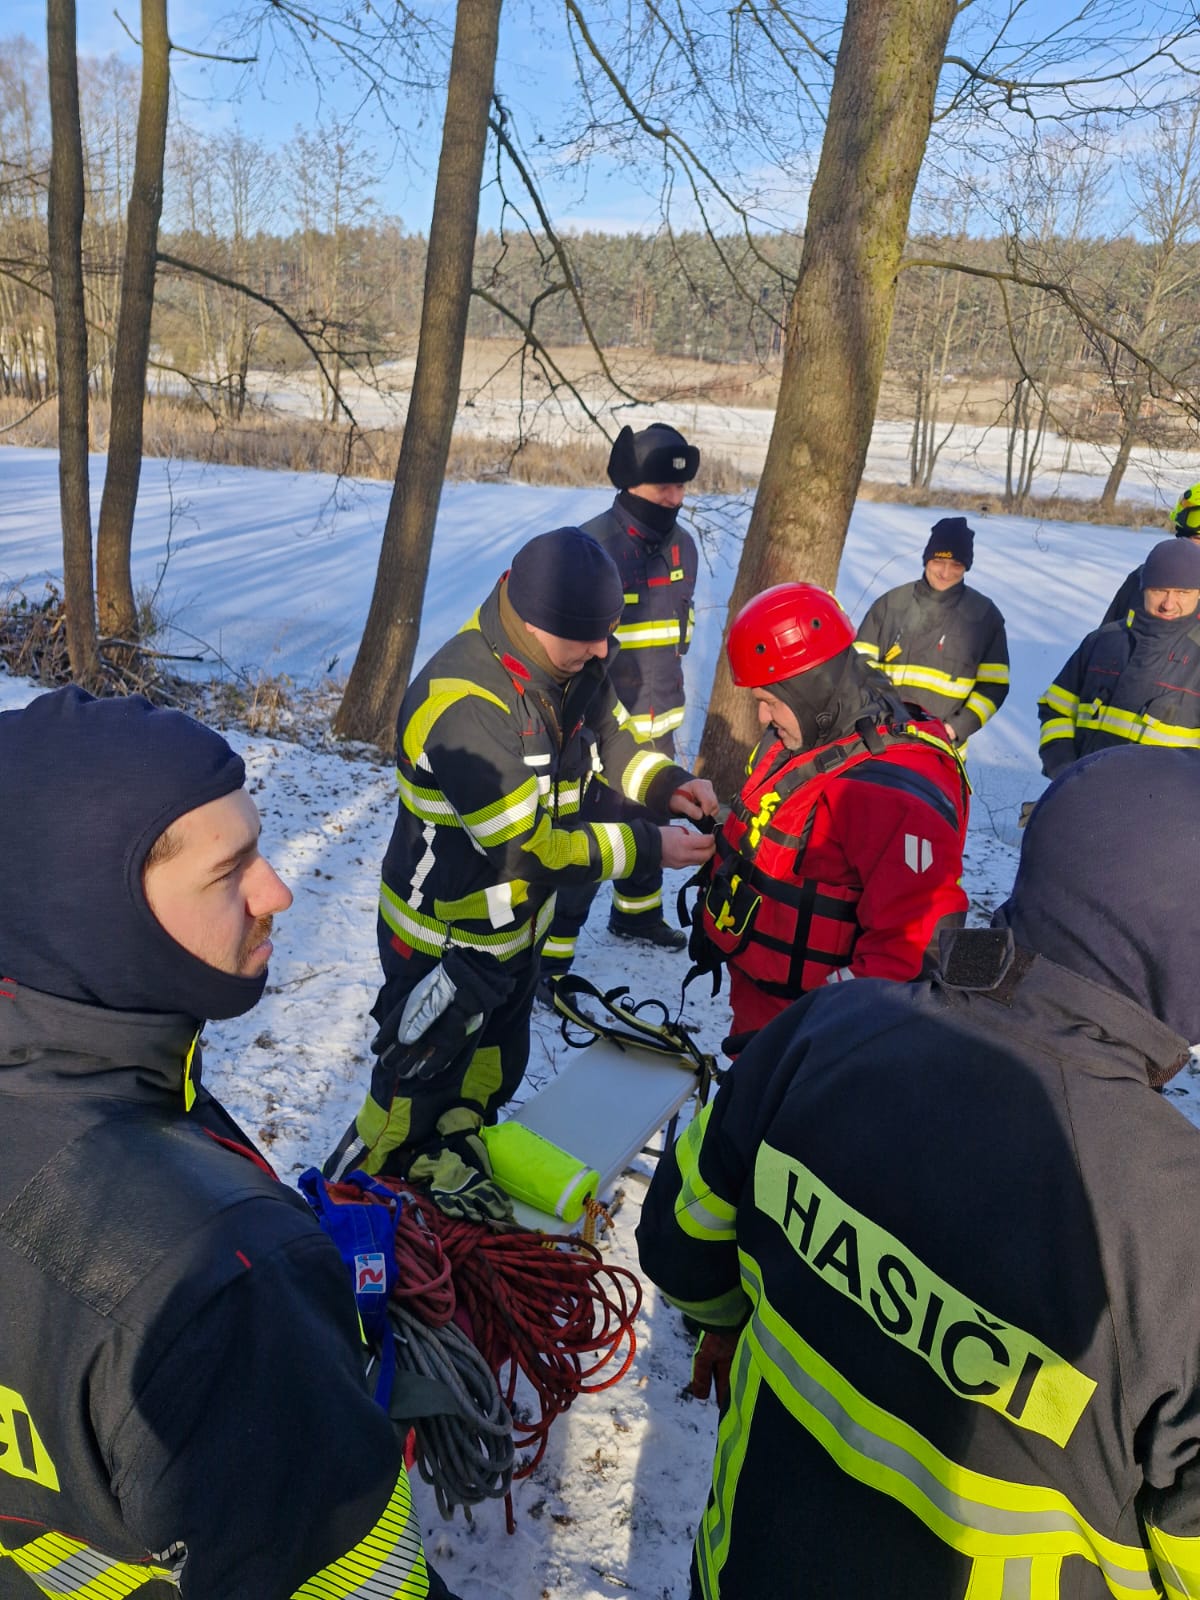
(506, 527, 624, 641)
(1141, 537, 1200, 593)
(923, 516, 974, 571)
(0, 687, 267, 1022)
(996, 745, 1200, 1044)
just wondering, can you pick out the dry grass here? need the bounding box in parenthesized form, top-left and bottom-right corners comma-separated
(0, 395, 754, 493)
(855, 478, 1165, 530)
(0, 579, 190, 699)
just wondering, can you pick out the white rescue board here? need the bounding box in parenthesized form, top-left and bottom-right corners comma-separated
(505, 1035, 699, 1232)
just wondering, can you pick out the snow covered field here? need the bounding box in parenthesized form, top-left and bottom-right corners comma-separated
(3, 442, 1200, 1598)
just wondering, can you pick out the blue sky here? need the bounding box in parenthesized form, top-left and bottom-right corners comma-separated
(7, 1, 1200, 238)
(9, 0, 663, 232)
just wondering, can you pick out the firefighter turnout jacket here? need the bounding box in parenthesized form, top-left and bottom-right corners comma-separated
(637, 931, 1200, 1600)
(377, 577, 691, 985)
(855, 578, 1010, 741)
(696, 720, 969, 1036)
(0, 981, 433, 1599)
(579, 496, 698, 741)
(1038, 609, 1200, 778)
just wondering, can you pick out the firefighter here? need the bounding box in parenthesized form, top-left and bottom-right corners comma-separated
(854, 515, 1010, 748)
(540, 423, 701, 983)
(325, 525, 717, 1196)
(690, 582, 968, 1042)
(1100, 481, 1200, 626)
(0, 687, 452, 1599)
(1039, 536, 1200, 779)
(638, 743, 1200, 1600)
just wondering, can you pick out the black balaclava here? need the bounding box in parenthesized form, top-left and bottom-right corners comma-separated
(0, 686, 266, 1022)
(772, 645, 910, 751)
(617, 488, 679, 540)
(995, 745, 1200, 1044)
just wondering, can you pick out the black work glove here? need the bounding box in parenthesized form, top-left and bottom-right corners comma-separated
(371, 949, 514, 1086)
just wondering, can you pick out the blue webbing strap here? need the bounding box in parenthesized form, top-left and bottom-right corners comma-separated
(297, 1167, 399, 1407)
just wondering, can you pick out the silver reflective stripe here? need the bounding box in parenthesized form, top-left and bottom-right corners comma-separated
(748, 1309, 1156, 1594)
(3, 1534, 177, 1596)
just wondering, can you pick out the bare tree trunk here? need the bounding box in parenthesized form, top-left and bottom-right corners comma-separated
(1099, 394, 1142, 515)
(334, 0, 503, 748)
(95, 0, 169, 640)
(697, 0, 957, 794)
(46, 0, 102, 687)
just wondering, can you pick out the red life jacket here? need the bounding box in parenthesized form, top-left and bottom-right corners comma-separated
(698, 719, 967, 1011)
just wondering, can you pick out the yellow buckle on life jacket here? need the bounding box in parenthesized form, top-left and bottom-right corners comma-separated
(748, 791, 781, 849)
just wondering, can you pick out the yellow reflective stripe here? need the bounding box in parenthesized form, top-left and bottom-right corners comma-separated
(612, 888, 662, 914)
(661, 1283, 753, 1328)
(355, 1083, 412, 1173)
(699, 1331, 761, 1590)
(884, 662, 977, 698)
(1075, 704, 1200, 750)
(685, 602, 695, 645)
(397, 769, 461, 827)
(554, 779, 584, 814)
(433, 880, 531, 925)
(965, 1553, 1064, 1599)
(734, 1254, 1154, 1597)
(754, 1144, 1096, 1447)
(462, 1044, 503, 1116)
(534, 895, 557, 940)
(671, 1104, 738, 1242)
(378, 882, 535, 960)
(1146, 1521, 1200, 1599)
(623, 592, 639, 604)
(401, 676, 508, 766)
(1040, 683, 1080, 716)
(621, 748, 672, 804)
(614, 619, 683, 648)
(460, 777, 540, 847)
(542, 935, 576, 960)
(182, 1033, 198, 1114)
(853, 640, 881, 661)
(976, 662, 1010, 684)
(593, 822, 635, 879)
(965, 691, 999, 725)
(0, 1531, 173, 1596)
(292, 1467, 430, 1598)
(625, 705, 685, 738)
(1038, 718, 1076, 748)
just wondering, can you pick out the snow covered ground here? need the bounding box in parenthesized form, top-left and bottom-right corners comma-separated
(3, 442, 1200, 1598)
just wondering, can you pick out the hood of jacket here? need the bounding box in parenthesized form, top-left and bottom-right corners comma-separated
(774, 644, 914, 750)
(938, 925, 1191, 1090)
(994, 744, 1200, 1047)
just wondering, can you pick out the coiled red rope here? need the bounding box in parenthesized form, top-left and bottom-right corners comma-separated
(329, 1177, 643, 1494)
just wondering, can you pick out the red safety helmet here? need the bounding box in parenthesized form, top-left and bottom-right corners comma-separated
(726, 583, 856, 686)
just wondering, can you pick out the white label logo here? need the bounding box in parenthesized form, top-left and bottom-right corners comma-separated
(354, 1252, 387, 1294)
(904, 834, 933, 874)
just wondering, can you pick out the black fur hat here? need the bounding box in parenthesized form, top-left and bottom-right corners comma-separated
(607, 424, 700, 490)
